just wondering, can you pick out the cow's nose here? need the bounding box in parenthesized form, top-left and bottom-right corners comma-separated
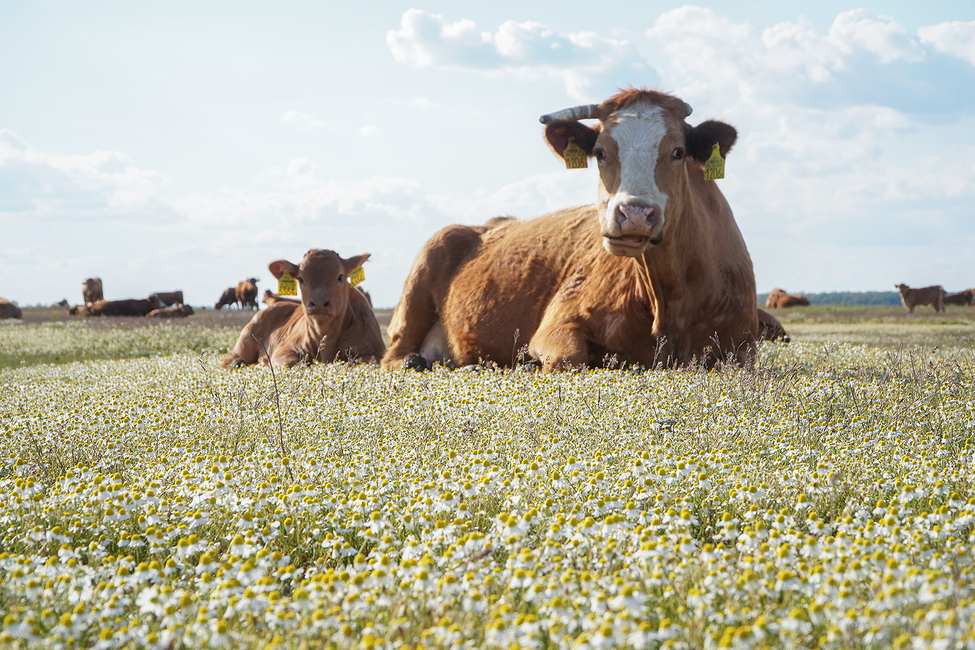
(615, 202, 661, 226)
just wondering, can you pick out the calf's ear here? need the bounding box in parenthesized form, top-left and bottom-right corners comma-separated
(544, 121, 600, 159)
(268, 260, 300, 279)
(686, 120, 738, 162)
(342, 253, 371, 274)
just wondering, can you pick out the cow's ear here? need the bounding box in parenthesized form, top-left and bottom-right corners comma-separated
(544, 121, 600, 159)
(686, 120, 737, 162)
(342, 253, 371, 274)
(268, 260, 299, 279)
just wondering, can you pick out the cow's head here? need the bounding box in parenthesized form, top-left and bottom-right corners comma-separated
(268, 249, 370, 323)
(541, 88, 737, 257)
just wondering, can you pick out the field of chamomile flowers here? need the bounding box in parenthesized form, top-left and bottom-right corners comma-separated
(1, 311, 974, 649)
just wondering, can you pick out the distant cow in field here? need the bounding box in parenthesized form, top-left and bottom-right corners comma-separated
(944, 289, 974, 307)
(765, 288, 810, 309)
(88, 296, 162, 317)
(147, 305, 195, 318)
(149, 290, 184, 307)
(236, 279, 259, 310)
(215, 287, 238, 310)
(383, 88, 758, 371)
(55, 299, 70, 308)
(896, 284, 945, 314)
(67, 305, 89, 316)
(222, 250, 384, 368)
(82, 277, 103, 306)
(757, 308, 789, 342)
(263, 289, 300, 307)
(0, 298, 22, 320)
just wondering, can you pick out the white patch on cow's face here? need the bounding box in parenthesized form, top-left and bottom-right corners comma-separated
(597, 102, 670, 257)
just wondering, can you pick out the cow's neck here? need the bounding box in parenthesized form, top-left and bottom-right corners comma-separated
(302, 315, 339, 362)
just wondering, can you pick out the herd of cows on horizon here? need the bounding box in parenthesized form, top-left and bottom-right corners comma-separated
(2, 89, 974, 369)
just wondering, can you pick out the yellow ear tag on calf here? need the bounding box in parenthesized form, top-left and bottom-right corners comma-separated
(563, 137, 588, 169)
(278, 271, 297, 296)
(703, 142, 725, 181)
(349, 266, 365, 287)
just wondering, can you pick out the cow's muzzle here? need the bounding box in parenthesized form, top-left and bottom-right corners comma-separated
(602, 202, 664, 256)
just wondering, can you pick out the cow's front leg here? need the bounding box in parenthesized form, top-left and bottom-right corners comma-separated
(528, 322, 589, 371)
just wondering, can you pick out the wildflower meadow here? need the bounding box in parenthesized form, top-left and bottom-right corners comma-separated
(1, 315, 974, 648)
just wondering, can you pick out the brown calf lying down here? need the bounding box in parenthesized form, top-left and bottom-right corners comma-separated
(223, 250, 384, 368)
(0, 298, 22, 320)
(765, 288, 810, 309)
(896, 283, 945, 314)
(149, 290, 184, 307)
(147, 305, 195, 318)
(384, 89, 758, 370)
(944, 289, 974, 307)
(236, 279, 259, 310)
(215, 287, 238, 310)
(88, 297, 162, 317)
(263, 289, 300, 306)
(82, 277, 103, 306)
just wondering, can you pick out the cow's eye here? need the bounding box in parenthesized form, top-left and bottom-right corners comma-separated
(337, 274, 344, 283)
(297, 276, 304, 284)
(593, 148, 605, 162)
(672, 147, 685, 161)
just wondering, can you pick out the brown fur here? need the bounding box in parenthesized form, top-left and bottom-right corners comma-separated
(263, 289, 300, 306)
(896, 283, 945, 314)
(236, 279, 259, 310)
(757, 307, 789, 342)
(223, 250, 385, 368)
(383, 89, 757, 370)
(765, 288, 810, 309)
(82, 277, 103, 306)
(944, 290, 974, 307)
(149, 290, 184, 307)
(147, 305, 195, 318)
(0, 298, 22, 320)
(215, 287, 238, 310)
(89, 296, 162, 317)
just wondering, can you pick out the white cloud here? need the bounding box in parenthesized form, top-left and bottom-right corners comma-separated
(280, 110, 328, 130)
(359, 125, 383, 138)
(918, 20, 975, 67)
(387, 9, 655, 100)
(827, 9, 923, 64)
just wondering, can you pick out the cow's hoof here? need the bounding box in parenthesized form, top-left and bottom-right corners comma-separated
(229, 358, 245, 369)
(402, 354, 429, 371)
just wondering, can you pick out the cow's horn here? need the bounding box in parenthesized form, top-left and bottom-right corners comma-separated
(539, 104, 600, 124)
(683, 101, 693, 117)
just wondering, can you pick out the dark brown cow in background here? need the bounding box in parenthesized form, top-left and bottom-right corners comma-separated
(236, 278, 259, 310)
(896, 284, 945, 314)
(223, 250, 384, 368)
(944, 289, 974, 307)
(765, 288, 810, 309)
(82, 277, 103, 306)
(0, 298, 22, 320)
(215, 287, 238, 310)
(383, 88, 757, 371)
(88, 296, 161, 317)
(149, 291, 184, 307)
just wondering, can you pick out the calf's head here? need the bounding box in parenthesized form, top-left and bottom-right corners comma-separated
(541, 88, 737, 257)
(268, 249, 370, 323)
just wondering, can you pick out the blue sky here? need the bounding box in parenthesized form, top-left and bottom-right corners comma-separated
(2, 1, 974, 307)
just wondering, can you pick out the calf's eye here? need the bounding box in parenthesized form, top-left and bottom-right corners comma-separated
(672, 147, 685, 161)
(338, 274, 344, 283)
(594, 149, 605, 162)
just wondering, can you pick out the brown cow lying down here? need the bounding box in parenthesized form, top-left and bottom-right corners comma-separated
(88, 297, 162, 317)
(82, 277, 103, 306)
(67, 305, 89, 316)
(147, 305, 195, 318)
(263, 289, 300, 306)
(222, 250, 385, 368)
(896, 283, 945, 314)
(383, 88, 758, 371)
(0, 298, 22, 320)
(944, 289, 974, 307)
(236, 278, 259, 310)
(149, 290, 184, 307)
(765, 288, 810, 309)
(215, 287, 238, 310)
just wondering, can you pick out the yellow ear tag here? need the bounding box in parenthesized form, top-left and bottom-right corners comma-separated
(349, 266, 365, 287)
(278, 271, 297, 296)
(563, 137, 588, 169)
(703, 142, 725, 181)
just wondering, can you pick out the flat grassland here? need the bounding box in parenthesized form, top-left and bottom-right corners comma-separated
(0, 305, 973, 648)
